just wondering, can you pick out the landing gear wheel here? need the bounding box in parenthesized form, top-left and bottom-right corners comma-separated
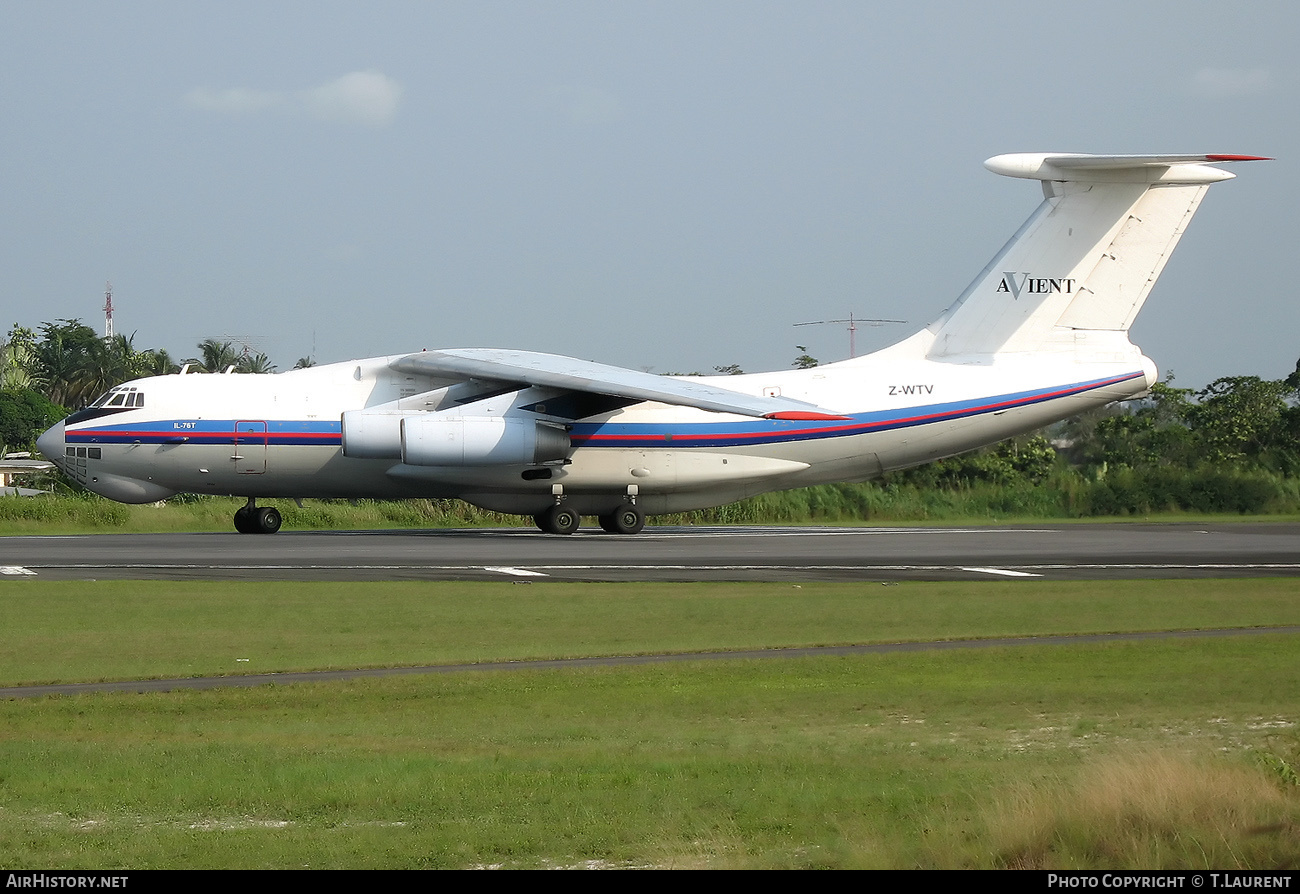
(254, 506, 282, 534)
(601, 504, 644, 535)
(233, 506, 254, 534)
(535, 504, 580, 535)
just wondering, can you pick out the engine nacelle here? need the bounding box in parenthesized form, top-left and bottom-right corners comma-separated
(400, 415, 570, 466)
(340, 410, 403, 459)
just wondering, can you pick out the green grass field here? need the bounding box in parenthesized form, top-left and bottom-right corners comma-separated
(0, 578, 1297, 868)
(0, 579, 1299, 685)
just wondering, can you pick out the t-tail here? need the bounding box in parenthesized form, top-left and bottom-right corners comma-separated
(925, 153, 1268, 361)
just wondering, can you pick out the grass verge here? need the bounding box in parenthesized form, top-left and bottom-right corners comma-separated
(5, 491, 1300, 535)
(0, 634, 1296, 868)
(1, 578, 1298, 685)
(0, 579, 1297, 867)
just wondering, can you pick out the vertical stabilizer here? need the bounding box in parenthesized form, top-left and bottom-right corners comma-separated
(927, 153, 1264, 359)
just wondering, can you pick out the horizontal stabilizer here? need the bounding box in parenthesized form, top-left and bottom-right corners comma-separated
(985, 153, 1268, 184)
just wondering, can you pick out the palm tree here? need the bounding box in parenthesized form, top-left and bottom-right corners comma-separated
(32, 319, 102, 407)
(236, 352, 277, 374)
(190, 339, 242, 373)
(141, 348, 181, 376)
(19, 319, 185, 408)
(100, 333, 153, 384)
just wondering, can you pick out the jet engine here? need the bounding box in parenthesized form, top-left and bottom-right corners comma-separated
(401, 415, 570, 466)
(340, 411, 404, 459)
(341, 410, 569, 466)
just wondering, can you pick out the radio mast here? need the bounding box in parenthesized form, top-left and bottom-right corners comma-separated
(103, 282, 114, 338)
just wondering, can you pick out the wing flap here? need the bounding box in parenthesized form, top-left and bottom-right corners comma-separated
(391, 349, 843, 419)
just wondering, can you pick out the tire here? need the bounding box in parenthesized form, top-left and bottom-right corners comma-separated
(255, 506, 282, 534)
(538, 504, 580, 535)
(611, 504, 644, 535)
(233, 506, 254, 534)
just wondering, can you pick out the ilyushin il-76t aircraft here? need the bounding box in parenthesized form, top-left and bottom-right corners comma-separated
(38, 152, 1265, 535)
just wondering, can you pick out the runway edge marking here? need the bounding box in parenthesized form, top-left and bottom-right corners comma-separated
(961, 567, 1043, 578)
(483, 566, 550, 577)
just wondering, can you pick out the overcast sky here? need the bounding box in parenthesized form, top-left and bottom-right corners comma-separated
(1, 1, 1294, 387)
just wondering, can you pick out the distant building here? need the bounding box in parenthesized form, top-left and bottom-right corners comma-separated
(0, 454, 54, 496)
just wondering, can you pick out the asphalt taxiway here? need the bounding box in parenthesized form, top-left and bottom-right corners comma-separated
(2, 522, 1299, 582)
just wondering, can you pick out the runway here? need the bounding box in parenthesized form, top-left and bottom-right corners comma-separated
(3, 522, 1300, 582)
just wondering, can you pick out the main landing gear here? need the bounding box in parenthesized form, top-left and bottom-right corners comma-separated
(233, 498, 282, 535)
(532, 500, 645, 535)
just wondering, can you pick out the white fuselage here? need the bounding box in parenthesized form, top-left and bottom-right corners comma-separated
(41, 330, 1155, 516)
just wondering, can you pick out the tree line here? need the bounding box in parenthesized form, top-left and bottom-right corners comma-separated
(0, 319, 314, 449)
(1, 319, 316, 404)
(868, 368, 1300, 517)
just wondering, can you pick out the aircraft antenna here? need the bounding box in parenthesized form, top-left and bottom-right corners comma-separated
(793, 312, 905, 358)
(103, 281, 114, 339)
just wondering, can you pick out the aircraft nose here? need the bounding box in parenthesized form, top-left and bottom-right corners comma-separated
(36, 420, 66, 464)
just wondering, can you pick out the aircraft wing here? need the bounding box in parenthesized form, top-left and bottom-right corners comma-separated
(390, 349, 848, 420)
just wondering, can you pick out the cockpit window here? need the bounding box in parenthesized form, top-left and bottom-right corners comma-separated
(87, 387, 144, 410)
